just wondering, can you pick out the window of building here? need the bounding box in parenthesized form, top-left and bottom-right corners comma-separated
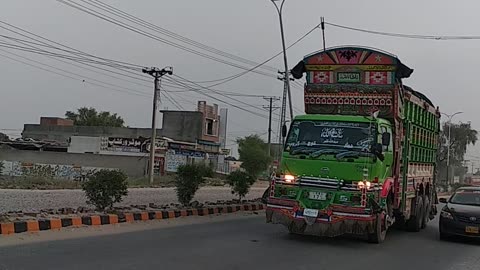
(206, 119, 214, 135)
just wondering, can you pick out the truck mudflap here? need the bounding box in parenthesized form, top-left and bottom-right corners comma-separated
(266, 203, 377, 237)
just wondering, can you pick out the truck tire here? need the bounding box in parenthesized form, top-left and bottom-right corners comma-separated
(421, 196, 431, 229)
(407, 196, 424, 232)
(368, 213, 387, 244)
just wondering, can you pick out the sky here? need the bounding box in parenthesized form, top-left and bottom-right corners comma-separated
(0, 0, 479, 162)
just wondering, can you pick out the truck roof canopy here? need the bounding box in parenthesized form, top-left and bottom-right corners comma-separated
(291, 46, 413, 81)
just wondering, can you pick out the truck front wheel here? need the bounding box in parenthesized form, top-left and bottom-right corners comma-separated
(368, 213, 387, 244)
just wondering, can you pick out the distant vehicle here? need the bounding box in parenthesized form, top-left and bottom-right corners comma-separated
(266, 46, 440, 243)
(439, 187, 480, 240)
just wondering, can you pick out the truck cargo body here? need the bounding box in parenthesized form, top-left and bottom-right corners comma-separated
(266, 46, 440, 243)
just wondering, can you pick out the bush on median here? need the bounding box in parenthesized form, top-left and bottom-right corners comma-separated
(82, 170, 128, 211)
(226, 170, 256, 201)
(175, 163, 213, 206)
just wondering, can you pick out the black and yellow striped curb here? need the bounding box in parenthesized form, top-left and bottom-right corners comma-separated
(0, 203, 264, 235)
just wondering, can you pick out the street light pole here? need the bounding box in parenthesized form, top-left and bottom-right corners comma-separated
(271, 0, 294, 130)
(441, 111, 463, 186)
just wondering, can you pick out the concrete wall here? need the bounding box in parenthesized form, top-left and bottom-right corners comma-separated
(161, 111, 203, 143)
(0, 149, 147, 178)
(23, 125, 162, 143)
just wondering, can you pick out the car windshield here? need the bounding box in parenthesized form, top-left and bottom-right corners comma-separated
(450, 189, 480, 206)
(285, 120, 375, 152)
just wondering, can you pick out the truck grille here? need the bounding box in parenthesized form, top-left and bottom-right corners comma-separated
(455, 213, 480, 224)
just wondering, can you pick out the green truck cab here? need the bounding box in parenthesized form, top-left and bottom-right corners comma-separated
(266, 46, 440, 243)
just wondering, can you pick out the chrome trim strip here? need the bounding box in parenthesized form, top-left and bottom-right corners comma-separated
(332, 211, 373, 218)
(267, 204, 293, 210)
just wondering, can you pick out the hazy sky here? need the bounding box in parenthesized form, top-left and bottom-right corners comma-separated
(1, 0, 479, 162)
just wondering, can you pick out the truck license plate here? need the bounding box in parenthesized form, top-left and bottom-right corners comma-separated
(309, 191, 327, 200)
(303, 208, 319, 217)
(466, 226, 479, 234)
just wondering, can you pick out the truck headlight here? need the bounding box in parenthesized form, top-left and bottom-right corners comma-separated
(357, 181, 372, 190)
(284, 174, 296, 183)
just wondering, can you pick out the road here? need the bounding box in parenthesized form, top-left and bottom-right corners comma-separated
(0, 211, 478, 270)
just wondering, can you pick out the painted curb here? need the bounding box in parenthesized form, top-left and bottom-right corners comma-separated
(0, 203, 265, 235)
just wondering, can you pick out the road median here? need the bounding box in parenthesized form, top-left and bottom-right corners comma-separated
(0, 202, 265, 235)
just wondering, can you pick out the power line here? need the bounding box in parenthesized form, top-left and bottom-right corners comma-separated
(0, 47, 153, 97)
(56, 0, 278, 79)
(0, 50, 152, 98)
(0, 20, 142, 69)
(325, 21, 480, 40)
(0, 19, 304, 115)
(85, 0, 280, 72)
(161, 91, 185, 110)
(168, 75, 272, 120)
(165, 76, 274, 116)
(197, 23, 320, 87)
(0, 32, 288, 112)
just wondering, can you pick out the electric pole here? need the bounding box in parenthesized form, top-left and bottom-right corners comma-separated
(142, 66, 173, 184)
(277, 71, 294, 145)
(263, 96, 280, 157)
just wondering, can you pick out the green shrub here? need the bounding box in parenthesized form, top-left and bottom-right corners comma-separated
(227, 170, 256, 201)
(175, 163, 213, 206)
(82, 170, 128, 211)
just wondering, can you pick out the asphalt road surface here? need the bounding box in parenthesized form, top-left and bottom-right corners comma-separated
(0, 211, 478, 270)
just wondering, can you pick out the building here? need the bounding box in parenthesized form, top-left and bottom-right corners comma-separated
(3, 101, 229, 178)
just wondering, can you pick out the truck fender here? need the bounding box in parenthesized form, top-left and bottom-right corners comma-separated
(380, 178, 394, 198)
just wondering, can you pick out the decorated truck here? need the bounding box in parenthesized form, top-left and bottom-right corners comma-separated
(265, 46, 440, 243)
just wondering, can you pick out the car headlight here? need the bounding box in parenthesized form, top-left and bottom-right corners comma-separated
(440, 209, 453, 220)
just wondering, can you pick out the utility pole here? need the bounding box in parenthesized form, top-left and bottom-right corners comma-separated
(277, 72, 294, 145)
(142, 67, 173, 184)
(263, 96, 280, 157)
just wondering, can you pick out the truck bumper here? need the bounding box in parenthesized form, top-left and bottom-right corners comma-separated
(266, 205, 376, 237)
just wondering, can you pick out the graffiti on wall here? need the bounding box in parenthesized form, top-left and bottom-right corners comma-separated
(0, 160, 113, 181)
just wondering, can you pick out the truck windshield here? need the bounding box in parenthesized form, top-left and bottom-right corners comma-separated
(286, 120, 375, 152)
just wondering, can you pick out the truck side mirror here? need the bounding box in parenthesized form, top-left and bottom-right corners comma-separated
(282, 124, 287, 138)
(382, 132, 391, 146)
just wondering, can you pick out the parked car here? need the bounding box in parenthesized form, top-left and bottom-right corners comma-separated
(439, 186, 480, 240)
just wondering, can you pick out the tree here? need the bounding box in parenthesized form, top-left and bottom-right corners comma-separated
(65, 107, 125, 127)
(437, 121, 477, 182)
(237, 135, 272, 179)
(175, 163, 213, 206)
(82, 170, 128, 211)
